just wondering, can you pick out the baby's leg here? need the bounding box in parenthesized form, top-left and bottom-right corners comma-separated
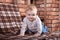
(25, 29, 33, 35)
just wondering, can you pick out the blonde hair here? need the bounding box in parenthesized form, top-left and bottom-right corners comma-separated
(26, 4, 37, 12)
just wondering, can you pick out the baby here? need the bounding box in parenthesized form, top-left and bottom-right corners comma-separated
(20, 4, 42, 37)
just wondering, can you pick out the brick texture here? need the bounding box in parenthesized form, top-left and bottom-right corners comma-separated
(35, 0, 59, 32)
(0, 0, 13, 4)
(17, 0, 27, 17)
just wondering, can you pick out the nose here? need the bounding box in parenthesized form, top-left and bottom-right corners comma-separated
(30, 16, 33, 18)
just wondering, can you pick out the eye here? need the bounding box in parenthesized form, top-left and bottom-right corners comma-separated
(28, 14, 30, 16)
(32, 14, 35, 16)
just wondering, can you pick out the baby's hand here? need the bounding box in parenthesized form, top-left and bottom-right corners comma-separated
(20, 22, 27, 37)
(17, 34, 25, 37)
(33, 33, 40, 37)
(19, 34, 25, 36)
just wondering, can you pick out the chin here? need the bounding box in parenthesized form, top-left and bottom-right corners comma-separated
(29, 19, 34, 22)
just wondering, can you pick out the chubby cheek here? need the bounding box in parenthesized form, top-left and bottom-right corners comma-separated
(27, 16, 30, 19)
(33, 16, 36, 20)
(27, 16, 31, 20)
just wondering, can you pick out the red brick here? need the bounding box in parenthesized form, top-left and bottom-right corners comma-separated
(45, 16, 49, 19)
(52, 0, 57, 3)
(36, 0, 44, 4)
(46, 20, 52, 24)
(46, 24, 52, 28)
(52, 20, 59, 24)
(58, 23, 60, 31)
(58, 24, 60, 31)
(40, 12, 45, 16)
(25, 0, 29, 5)
(58, 23, 60, 26)
(47, 24, 58, 32)
(18, 4, 27, 8)
(37, 8, 45, 12)
(51, 28, 58, 32)
(5, 0, 12, 3)
(46, 0, 52, 3)
(0, 0, 3, 2)
(49, 16, 58, 19)
(46, 4, 52, 8)
(37, 12, 40, 16)
(47, 12, 59, 16)
(47, 23, 58, 27)
(17, 0, 25, 4)
(36, 5, 40, 8)
(40, 4, 45, 8)
(46, 8, 59, 12)
(48, 28, 52, 32)
(52, 24, 58, 27)
(52, 4, 59, 8)
(46, 16, 58, 19)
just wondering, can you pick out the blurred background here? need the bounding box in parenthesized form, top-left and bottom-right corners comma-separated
(0, 0, 60, 32)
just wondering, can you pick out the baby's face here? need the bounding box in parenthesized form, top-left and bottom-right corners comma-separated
(26, 10, 37, 22)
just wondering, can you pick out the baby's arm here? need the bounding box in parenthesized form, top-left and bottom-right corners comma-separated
(20, 22, 27, 36)
(20, 17, 27, 36)
(36, 17, 42, 35)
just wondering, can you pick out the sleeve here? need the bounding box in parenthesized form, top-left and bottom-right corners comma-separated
(23, 17, 27, 24)
(20, 23, 26, 35)
(36, 16, 42, 35)
(20, 17, 27, 35)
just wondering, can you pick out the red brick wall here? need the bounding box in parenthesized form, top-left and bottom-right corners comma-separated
(35, 0, 59, 32)
(17, 0, 27, 16)
(0, 0, 13, 4)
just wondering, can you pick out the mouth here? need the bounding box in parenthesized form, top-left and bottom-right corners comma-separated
(29, 19, 34, 21)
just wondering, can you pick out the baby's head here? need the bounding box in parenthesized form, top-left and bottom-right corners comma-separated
(26, 4, 37, 22)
